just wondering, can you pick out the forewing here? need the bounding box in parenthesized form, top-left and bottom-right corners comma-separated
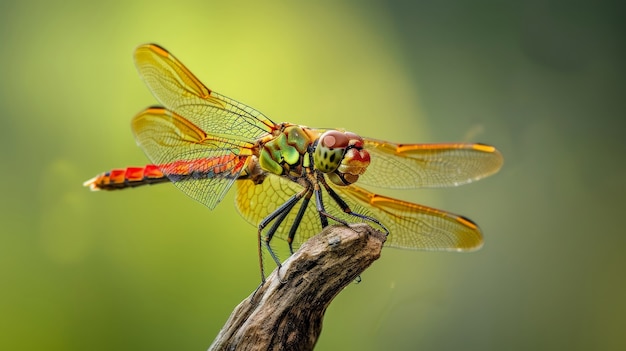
(134, 44, 275, 141)
(360, 140, 503, 188)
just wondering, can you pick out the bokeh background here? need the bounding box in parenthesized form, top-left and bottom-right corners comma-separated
(1, 0, 624, 350)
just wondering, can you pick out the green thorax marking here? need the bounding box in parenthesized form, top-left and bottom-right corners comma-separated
(258, 125, 316, 176)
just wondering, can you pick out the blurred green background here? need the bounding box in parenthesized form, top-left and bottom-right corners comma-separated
(1, 0, 624, 350)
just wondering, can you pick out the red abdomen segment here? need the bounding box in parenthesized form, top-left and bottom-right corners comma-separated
(84, 155, 250, 191)
(83, 164, 169, 190)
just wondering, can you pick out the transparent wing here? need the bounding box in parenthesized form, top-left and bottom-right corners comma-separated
(360, 140, 503, 188)
(134, 44, 276, 142)
(331, 183, 484, 251)
(132, 107, 254, 209)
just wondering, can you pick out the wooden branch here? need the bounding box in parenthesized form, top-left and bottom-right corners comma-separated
(208, 223, 387, 351)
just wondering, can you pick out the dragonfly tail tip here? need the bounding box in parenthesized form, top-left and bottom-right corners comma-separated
(82, 177, 101, 191)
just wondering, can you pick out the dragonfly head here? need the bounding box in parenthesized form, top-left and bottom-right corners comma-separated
(314, 130, 371, 186)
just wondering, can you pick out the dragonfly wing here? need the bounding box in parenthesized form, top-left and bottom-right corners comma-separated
(360, 140, 503, 189)
(330, 183, 484, 251)
(132, 107, 253, 209)
(134, 44, 276, 141)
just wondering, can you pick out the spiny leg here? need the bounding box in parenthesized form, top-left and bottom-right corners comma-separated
(264, 198, 299, 266)
(287, 189, 313, 255)
(314, 185, 329, 228)
(257, 187, 307, 282)
(312, 174, 352, 228)
(263, 203, 297, 284)
(320, 178, 390, 235)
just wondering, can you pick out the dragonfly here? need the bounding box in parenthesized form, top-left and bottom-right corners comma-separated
(84, 44, 503, 282)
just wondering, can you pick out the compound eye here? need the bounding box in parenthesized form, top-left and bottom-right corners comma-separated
(314, 131, 349, 173)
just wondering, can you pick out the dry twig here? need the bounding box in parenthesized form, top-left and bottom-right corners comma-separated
(209, 223, 386, 351)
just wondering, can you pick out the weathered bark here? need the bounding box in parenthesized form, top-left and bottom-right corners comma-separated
(208, 223, 386, 351)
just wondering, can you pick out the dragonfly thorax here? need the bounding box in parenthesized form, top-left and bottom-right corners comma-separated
(314, 130, 371, 186)
(258, 125, 315, 177)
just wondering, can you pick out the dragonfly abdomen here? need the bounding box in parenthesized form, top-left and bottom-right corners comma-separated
(84, 155, 250, 191)
(83, 165, 169, 191)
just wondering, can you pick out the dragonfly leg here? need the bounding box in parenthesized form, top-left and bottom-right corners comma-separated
(314, 187, 330, 228)
(264, 202, 297, 269)
(321, 179, 390, 236)
(257, 188, 307, 282)
(314, 186, 352, 227)
(286, 189, 313, 255)
(312, 174, 353, 228)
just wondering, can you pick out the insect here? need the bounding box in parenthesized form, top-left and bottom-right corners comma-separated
(84, 44, 503, 282)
